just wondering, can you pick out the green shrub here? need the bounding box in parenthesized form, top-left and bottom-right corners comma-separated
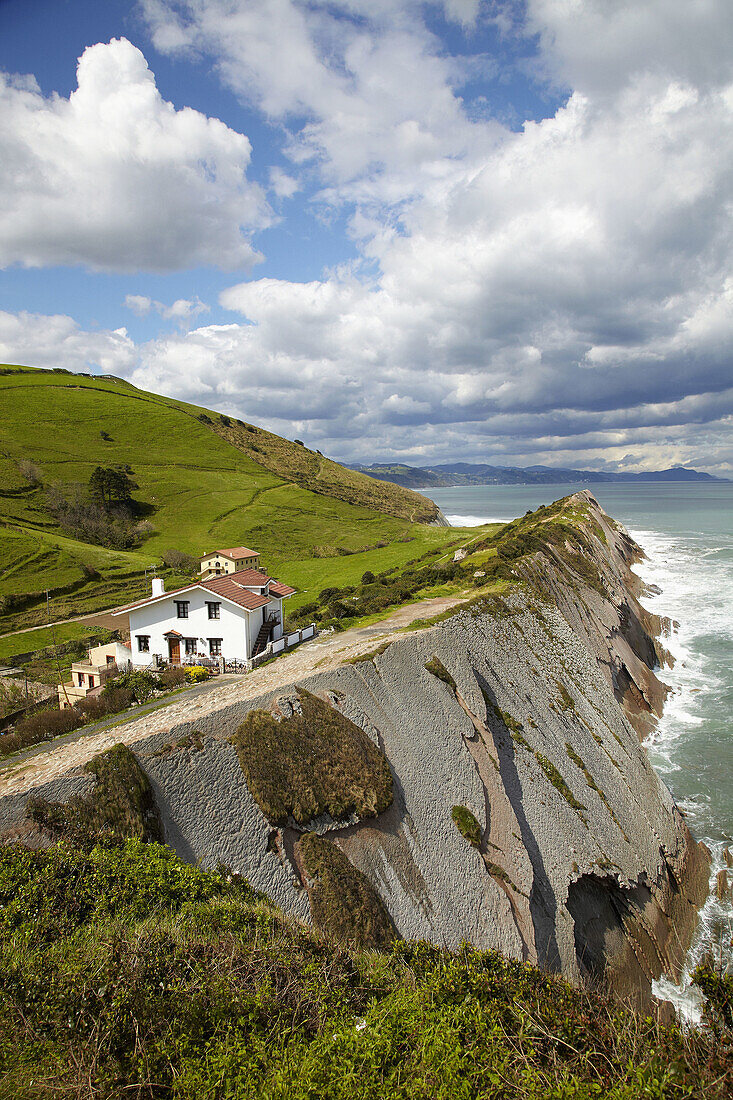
(231, 688, 393, 826)
(107, 669, 158, 703)
(693, 959, 733, 1033)
(451, 805, 482, 847)
(0, 839, 730, 1098)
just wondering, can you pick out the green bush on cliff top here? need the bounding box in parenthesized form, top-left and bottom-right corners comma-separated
(0, 837, 730, 1099)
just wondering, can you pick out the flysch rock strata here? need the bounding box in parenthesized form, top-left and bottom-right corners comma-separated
(0, 492, 710, 1006)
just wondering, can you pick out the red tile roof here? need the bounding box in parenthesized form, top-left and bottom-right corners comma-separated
(269, 581, 296, 597)
(201, 546, 259, 561)
(114, 565, 295, 616)
(199, 574, 270, 610)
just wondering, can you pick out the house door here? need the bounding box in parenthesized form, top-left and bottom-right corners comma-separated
(168, 637, 180, 665)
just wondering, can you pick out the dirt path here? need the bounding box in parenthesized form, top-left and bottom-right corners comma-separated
(0, 592, 467, 797)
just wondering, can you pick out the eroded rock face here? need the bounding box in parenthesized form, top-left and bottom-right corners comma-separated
(0, 493, 710, 1004)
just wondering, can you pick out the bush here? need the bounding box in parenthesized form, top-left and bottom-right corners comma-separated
(162, 548, 198, 573)
(14, 705, 83, 740)
(75, 695, 112, 722)
(185, 665, 210, 683)
(99, 686, 135, 713)
(157, 667, 187, 689)
(106, 670, 158, 704)
(361, 571, 375, 584)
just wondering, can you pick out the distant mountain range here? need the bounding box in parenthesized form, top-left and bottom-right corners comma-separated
(350, 462, 730, 489)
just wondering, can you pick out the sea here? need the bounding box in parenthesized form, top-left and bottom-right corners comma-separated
(424, 481, 733, 1021)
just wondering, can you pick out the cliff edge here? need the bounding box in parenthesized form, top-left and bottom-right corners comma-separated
(0, 492, 710, 1007)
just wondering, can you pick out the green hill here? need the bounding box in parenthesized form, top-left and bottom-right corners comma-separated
(0, 365, 447, 637)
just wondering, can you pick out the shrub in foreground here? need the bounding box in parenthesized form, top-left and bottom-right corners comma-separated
(0, 838, 730, 1099)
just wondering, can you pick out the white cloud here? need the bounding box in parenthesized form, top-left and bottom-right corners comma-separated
(124, 295, 154, 317)
(142, 0, 501, 205)
(0, 311, 136, 375)
(0, 37, 270, 271)
(124, 294, 209, 324)
(5, 3, 733, 474)
(268, 166, 300, 199)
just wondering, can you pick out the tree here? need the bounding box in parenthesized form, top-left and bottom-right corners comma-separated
(89, 466, 137, 511)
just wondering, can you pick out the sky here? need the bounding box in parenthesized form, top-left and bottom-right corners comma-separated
(0, 0, 731, 474)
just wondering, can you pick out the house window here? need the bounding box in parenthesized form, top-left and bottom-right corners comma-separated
(106, 655, 114, 665)
(184, 638, 197, 656)
(207, 601, 221, 619)
(77, 673, 85, 686)
(208, 638, 222, 657)
(176, 601, 189, 618)
(137, 635, 150, 653)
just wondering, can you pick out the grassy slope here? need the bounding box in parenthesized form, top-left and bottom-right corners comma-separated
(0, 365, 452, 639)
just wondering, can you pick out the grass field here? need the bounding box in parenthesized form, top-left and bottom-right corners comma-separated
(0, 365, 460, 644)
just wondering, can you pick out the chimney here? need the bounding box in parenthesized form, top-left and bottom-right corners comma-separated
(151, 577, 165, 597)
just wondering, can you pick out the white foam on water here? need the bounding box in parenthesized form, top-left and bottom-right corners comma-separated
(445, 512, 510, 527)
(632, 526, 733, 1022)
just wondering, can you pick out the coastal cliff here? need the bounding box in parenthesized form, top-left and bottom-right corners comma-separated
(0, 493, 710, 1006)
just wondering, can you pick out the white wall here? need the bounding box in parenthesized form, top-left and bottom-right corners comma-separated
(127, 590, 253, 665)
(89, 641, 132, 667)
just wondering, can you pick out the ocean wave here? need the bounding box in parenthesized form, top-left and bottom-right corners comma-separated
(633, 526, 733, 1020)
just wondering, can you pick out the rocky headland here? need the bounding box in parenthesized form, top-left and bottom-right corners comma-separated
(0, 492, 710, 1008)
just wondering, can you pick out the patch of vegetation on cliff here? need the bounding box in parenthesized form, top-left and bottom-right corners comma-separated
(26, 743, 162, 848)
(481, 687, 529, 743)
(534, 752, 588, 824)
(555, 680, 576, 711)
(0, 838, 730, 1099)
(231, 688, 393, 826)
(424, 655, 457, 691)
(298, 832, 396, 950)
(451, 805, 482, 847)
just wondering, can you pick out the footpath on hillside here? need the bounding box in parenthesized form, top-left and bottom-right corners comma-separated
(0, 592, 467, 797)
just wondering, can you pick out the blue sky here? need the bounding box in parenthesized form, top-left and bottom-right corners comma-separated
(0, 1, 731, 473)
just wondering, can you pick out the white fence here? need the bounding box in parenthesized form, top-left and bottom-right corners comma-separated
(249, 623, 317, 670)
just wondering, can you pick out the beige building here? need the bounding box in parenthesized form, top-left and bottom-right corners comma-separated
(199, 546, 261, 581)
(58, 641, 132, 710)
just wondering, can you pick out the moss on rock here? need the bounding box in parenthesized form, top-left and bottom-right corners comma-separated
(424, 655, 457, 692)
(26, 743, 162, 847)
(451, 805, 483, 847)
(232, 688, 393, 826)
(298, 832, 396, 950)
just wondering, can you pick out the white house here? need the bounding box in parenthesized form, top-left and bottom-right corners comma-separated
(114, 568, 295, 667)
(199, 545, 261, 581)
